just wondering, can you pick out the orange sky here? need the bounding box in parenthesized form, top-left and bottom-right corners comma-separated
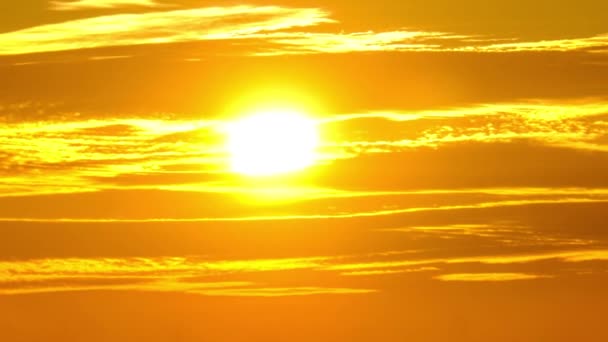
(2, 1, 608, 341)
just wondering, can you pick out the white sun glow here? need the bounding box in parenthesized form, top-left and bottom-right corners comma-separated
(226, 110, 320, 176)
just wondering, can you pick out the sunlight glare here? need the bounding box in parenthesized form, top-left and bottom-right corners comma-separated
(226, 109, 319, 176)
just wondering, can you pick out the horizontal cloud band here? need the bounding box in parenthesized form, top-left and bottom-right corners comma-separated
(1, 5, 607, 56)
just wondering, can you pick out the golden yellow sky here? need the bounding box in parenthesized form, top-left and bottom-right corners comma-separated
(2, 1, 608, 341)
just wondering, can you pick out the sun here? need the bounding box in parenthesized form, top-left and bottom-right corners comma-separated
(226, 109, 320, 176)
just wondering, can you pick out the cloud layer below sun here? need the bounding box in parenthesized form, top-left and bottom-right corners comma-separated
(1, 247, 607, 295)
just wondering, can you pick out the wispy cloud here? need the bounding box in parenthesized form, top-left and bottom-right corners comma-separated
(0, 255, 325, 278)
(0, 254, 386, 296)
(323, 100, 608, 154)
(458, 34, 608, 53)
(255, 30, 467, 55)
(341, 267, 439, 276)
(0, 6, 333, 56)
(323, 100, 608, 123)
(0, 280, 252, 296)
(2, 3, 606, 56)
(1, 197, 608, 222)
(0, 255, 347, 296)
(434, 273, 551, 282)
(383, 223, 594, 248)
(262, 32, 608, 55)
(192, 287, 376, 297)
(49, 0, 171, 11)
(88, 55, 132, 61)
(2, 99, 608, 202)
(325, 249, 608, 274)
(0, 247, 606, 295)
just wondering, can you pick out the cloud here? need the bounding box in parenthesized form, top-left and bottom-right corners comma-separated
(0, 246, 606, 295)
(434, 273, 551, 282)
(382, 223, 594, 248)
(340, 267, 439, 276)
(192, 287, 376, 297)
(2, 99, 608, 197)
(88, 55, 132, 61)
(255, 30, 467, 55)
(0, 279, 252, 296)
(1, 196, 608, 222)
(0, 254, 383, 296)
(0, 255, 342, 295)
(0, 118, 224, 196)
(3, 167, 608, 223)
(0, 5, 474, 57)
(1, 2, 607, 57)
(7, 250, 607, 280)
(458, 34, 608, 53)
(324, 249, 608, 273)
(251, 31, 608, 55)
(560, 250, 608, 262)
(49, 0, 171, 11)
(0, 6, 333, 56)
(323, 100, 608, 123)
(322, 100, 608, 154)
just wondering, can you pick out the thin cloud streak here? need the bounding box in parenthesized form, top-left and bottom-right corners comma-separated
(326, 249, 608, 273)
(49, 0, 172, 11)
(382, 223, 594, 249)
(255, 30, 467, 55)
(458, 34, 608, 53)
(192, 287, 376, 297)
(434, 273, 551, 282)
(0, 281, 252, 296)
(0, 197, 607, 222)
(322, 100, 608, 123)
(341, 267, 439, 276)
(262, 32, 608, 55)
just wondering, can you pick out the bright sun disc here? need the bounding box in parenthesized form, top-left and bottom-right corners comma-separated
(226, 110, 319, 176)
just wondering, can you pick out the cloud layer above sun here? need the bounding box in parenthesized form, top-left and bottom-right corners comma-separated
(1, 3, 608, 57)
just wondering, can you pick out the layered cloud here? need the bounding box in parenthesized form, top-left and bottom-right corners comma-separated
(323, 100, 608, 155)
(1, 4, 607, 57)
(0, 6, 333, 56)
(1, 247, 607, 295)
(0, 254, 377, 296)
(1, 99, 607, 197)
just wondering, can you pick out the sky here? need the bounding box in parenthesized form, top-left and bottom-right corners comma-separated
(2, 1, 608, 341)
